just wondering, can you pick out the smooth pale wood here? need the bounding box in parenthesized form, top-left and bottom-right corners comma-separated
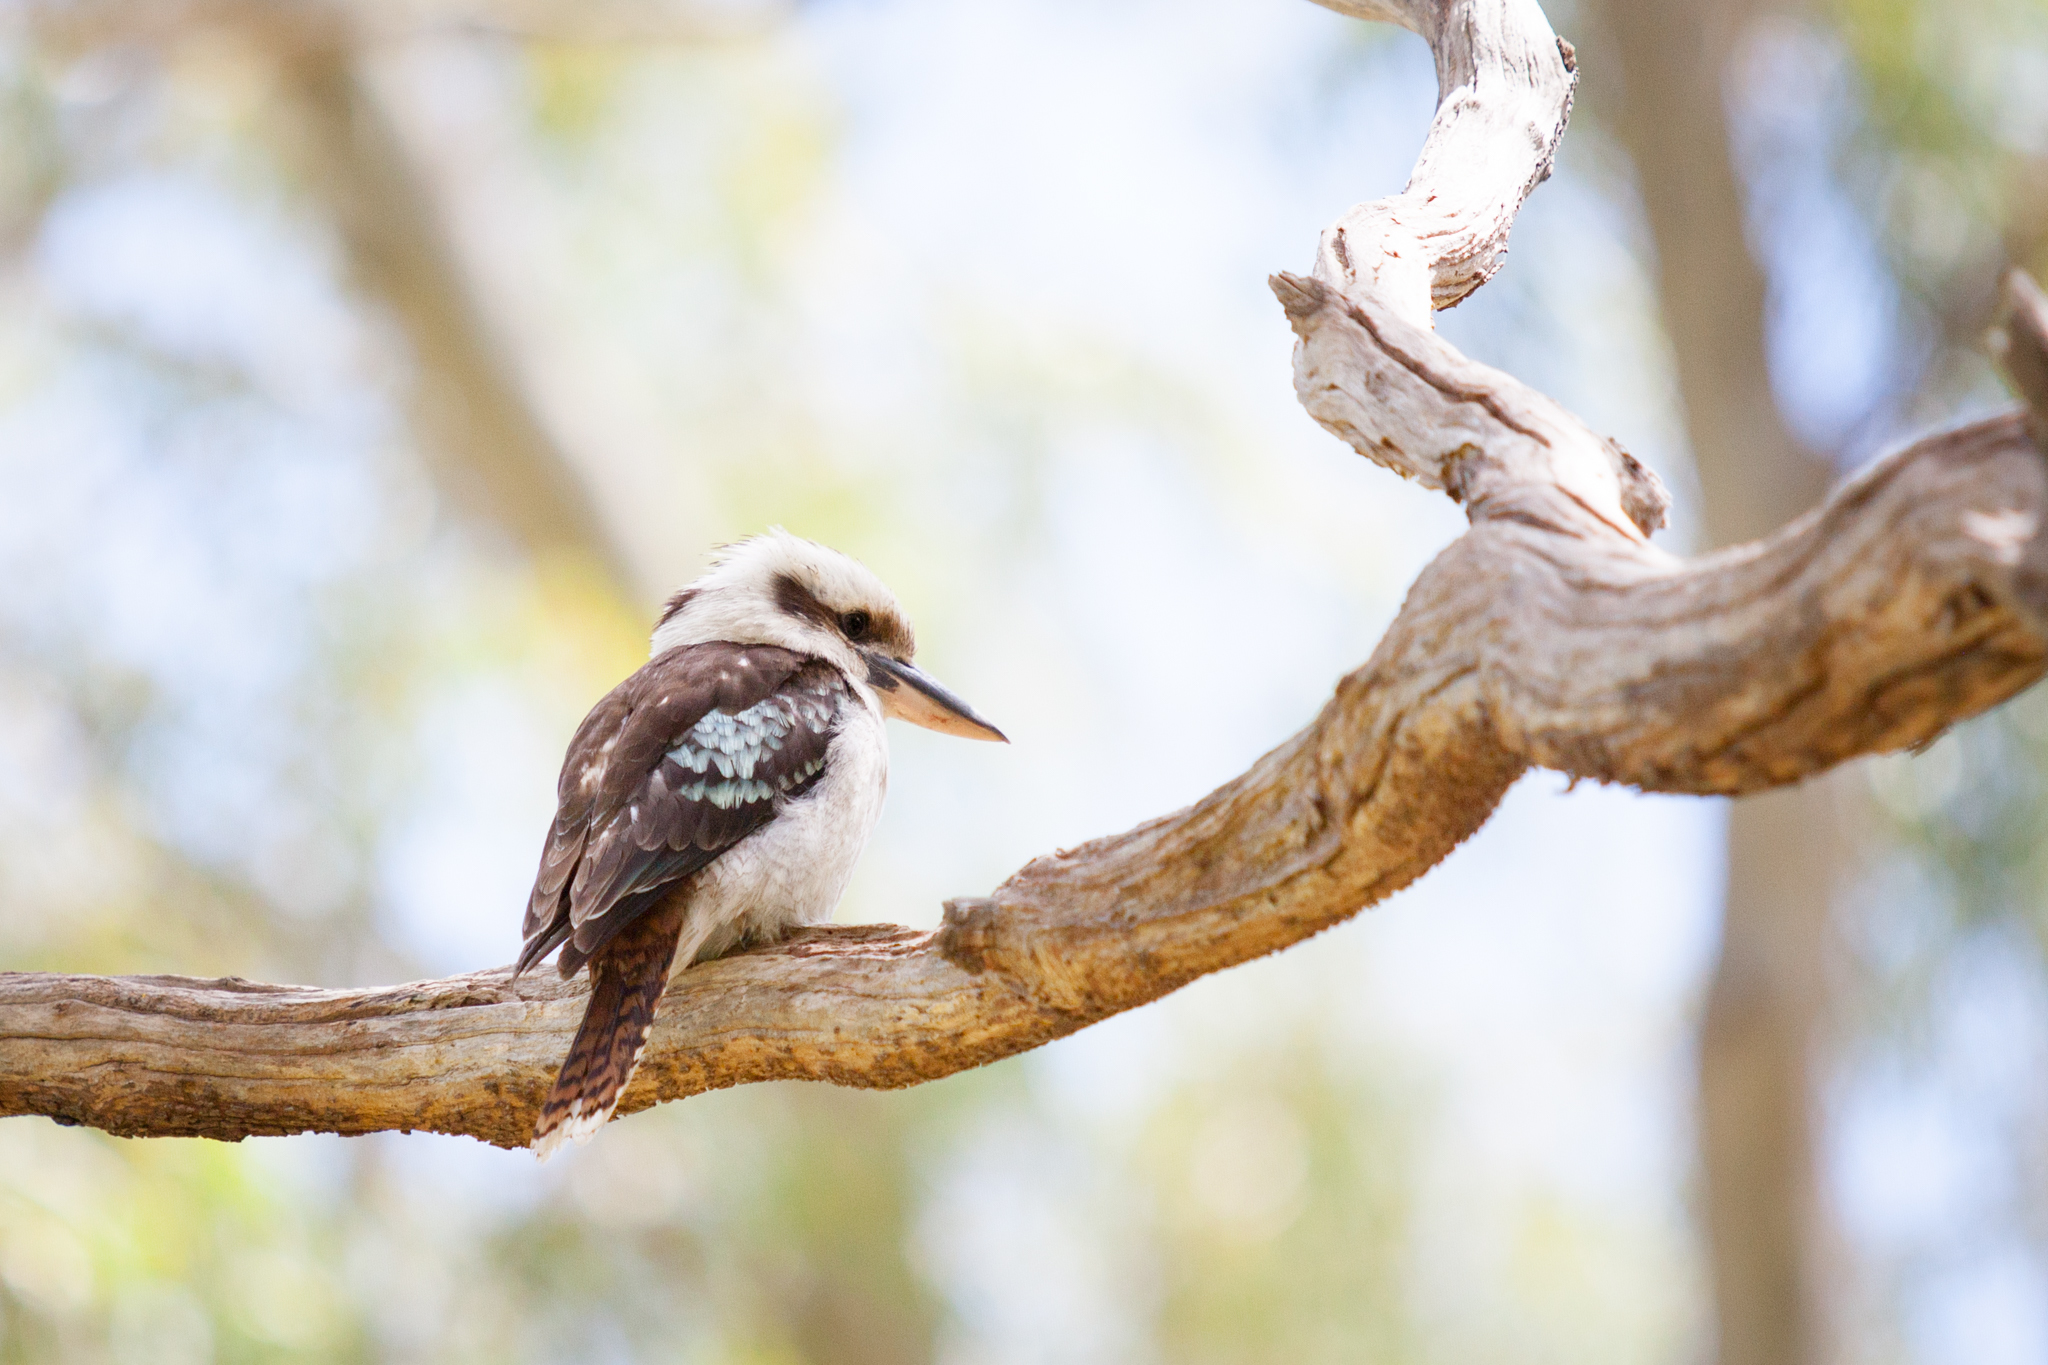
(1292, 0, 1668, 540)
(1309, 0, 1576, 320)
(1279, 273, 1669, 541)
(4, 0, 2046, 1150)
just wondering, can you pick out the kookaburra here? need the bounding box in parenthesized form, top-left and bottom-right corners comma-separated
(516, 531, 1005, 1158)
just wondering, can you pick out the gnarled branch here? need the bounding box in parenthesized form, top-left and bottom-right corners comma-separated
(5, 0, 2048, 1150)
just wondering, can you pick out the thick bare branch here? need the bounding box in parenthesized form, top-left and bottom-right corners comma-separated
(5, 0, 2045, 1150)
(4, 410, 2045, 1148)
(1278, 272, 1669, 539)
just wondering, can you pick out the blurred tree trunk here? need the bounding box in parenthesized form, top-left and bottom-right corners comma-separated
(271, 36, 637, 595)
(1583, 1, 1842, 1361)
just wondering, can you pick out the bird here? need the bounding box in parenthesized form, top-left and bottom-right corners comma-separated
(515, 530, 1006, 1159)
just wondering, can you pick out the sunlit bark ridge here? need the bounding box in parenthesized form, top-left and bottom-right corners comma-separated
(6, 0, 2048, 1150)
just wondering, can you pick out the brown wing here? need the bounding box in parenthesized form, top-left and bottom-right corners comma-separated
(517, 642, 845, 977)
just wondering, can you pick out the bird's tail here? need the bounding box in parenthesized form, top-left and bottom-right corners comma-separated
(532, 902, 685, 1161)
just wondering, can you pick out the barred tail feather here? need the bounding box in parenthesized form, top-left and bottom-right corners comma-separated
(532, 902, 684, 1160)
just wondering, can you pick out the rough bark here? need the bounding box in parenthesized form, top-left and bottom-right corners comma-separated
(4, 0, 2047, 1152)
(1580, 0, 1845, 1358)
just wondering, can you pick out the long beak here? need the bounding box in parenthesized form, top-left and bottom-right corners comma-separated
(863, 652, 1008, 742)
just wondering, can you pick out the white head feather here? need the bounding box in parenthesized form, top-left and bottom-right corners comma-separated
(648, 530, 915, 680)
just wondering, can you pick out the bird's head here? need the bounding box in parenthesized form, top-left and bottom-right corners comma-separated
(650, 529, 1006, 742)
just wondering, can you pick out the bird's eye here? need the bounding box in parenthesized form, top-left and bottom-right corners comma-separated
(840, 610, 871, 640)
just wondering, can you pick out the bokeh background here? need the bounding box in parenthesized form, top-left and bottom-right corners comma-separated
(1, 0, 2045, 1361)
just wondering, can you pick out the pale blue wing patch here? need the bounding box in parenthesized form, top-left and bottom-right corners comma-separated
(663, 690, 835, 809)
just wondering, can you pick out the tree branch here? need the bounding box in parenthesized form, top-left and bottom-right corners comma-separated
(6, 0, 2046, 1150)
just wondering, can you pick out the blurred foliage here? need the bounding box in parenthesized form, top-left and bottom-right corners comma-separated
(1763, 0, 2048, 427)
(1712, 0, 2048, 1350)
(1141, 1037, 1417, 1365)
(1830, 0, 2048, 292)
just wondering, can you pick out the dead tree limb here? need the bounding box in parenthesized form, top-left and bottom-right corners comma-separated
(5, 0, 2048, 1150)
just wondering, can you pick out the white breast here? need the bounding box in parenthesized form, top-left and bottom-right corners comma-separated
(676, 691, 889, 968)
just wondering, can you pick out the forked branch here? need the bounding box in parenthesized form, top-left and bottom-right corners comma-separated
(5, 0, 2047, 1150)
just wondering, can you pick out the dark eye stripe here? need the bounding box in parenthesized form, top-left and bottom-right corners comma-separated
(771, 570, 912, 653)
(772, 573, 837, 631)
